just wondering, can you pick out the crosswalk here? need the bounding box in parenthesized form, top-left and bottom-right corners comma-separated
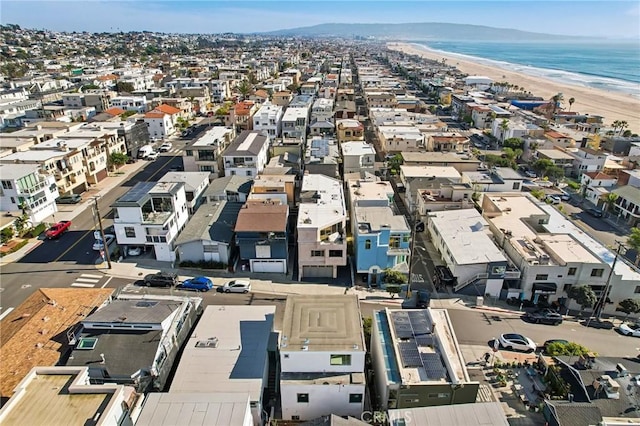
(71, 273, 104, 288)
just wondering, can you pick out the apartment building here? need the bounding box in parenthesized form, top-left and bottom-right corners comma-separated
(110, 96, 149, 113)
(482, 194, 640, 311)
(252, 101, 283, 138)
(335, 119, 364, 143)
(183, 126, 236, 176)
(222, 130, 270, 178)
(341, 141, 376, 175)
(297, 173, 347, 279)
(304, 137, 340, 178)
(280, 295, 366, 421)
(281, 107, 308, 141)
(0, 163, 59, 223)
(371, 308, 479, 409)
(112, 181, 189, 262)
(158, 171, 210, 214)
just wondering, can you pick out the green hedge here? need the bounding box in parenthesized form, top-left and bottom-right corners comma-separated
(24, 223, 46, 238)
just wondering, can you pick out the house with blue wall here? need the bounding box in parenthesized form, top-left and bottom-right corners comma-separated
(234, 200, 289, 273)
(354, 205, 411, 287)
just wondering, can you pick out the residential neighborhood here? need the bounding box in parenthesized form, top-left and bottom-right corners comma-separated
(0, 22, 639, 426)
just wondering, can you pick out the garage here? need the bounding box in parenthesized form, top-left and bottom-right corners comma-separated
(251, 259, 286, 273)
(302, 265, 334, 278)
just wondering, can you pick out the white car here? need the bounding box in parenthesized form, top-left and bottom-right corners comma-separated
(498, 333, 537, 353)
(146, 151, 159, 161)
(546, 195, 561, 204)
(127, 246, 142, 256)
(618, 323, 640, 337)
(221, 279, 251, 293)
(92, 234, 115, 251)
(159, 142, 172, 152)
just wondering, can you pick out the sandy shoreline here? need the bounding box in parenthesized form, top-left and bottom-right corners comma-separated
(388, 42, 640, 134)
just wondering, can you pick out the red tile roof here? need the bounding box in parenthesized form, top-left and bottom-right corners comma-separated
(154, 104, 181, 115)
(235, 101, 255, 116)
(97, 74, 118, 81)
(144, 112, 166, 119)
(104, 107, 125, 116)
(584, 172, 615, 180)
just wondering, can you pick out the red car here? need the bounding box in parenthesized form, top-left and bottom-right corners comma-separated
(45, 221, 71, 239)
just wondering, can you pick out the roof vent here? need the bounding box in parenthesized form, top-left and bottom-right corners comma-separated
(196, 337, 219, 348)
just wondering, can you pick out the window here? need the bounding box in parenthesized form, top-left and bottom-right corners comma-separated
(635, 286, 640, 294)
(185, 150, 193, 156)
(1, 180, 13, 189)
(349, 393, 363, 403)
(512, 182, 520, 190)
(535, 274, 548, 280)
(330, 354, 351, 365)
(297, 393, 309, 403)
(125, 227, 136, 238)
(365, 239, 371, 249)
(329, 250, 343, 257)
(311, 250, 324, 257)
(591, 268, 604, 277)
(568, 267, 577, 276)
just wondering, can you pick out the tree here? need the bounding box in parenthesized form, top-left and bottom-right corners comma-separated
(628, 227, 640, 266)
(503, 138, 524, 150)
(0, 227, 14, 244)
(115, 81, 135, 94)
(499, 119, 509, 142)
(567, 285, 597, 312)
(383, 268, 408, 285)
(545, 341, 591, 357)
(532, 159, 554, 176)
(237, 80, 252, 100)
(545, 166, 565, 181)
(386, 285, 402, 299)
(602, 193, 619, 217)
(568, 97, 575, 111)
(120, 110, 136, 121)
(551, 92, 564, 117)
(616, 299, 640, 321)
(109, 152, 128, 170)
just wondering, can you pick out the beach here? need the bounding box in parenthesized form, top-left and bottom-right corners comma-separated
(388, 42, 640, 134)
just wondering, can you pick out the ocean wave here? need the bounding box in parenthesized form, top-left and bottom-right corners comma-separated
(411, 43, 640, 99)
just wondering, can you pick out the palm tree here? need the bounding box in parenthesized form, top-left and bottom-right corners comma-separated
(602, 192, 619, 217)
(618, 121, 629, 135)
(612, 120, 621, 134)
(568, 97, 575, 111)
(499, 119, 509, 142)
(552, 92, 564, 117)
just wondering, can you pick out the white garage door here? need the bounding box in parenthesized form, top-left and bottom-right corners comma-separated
(251, 259, 286, 273)
(303, 265, 334, 278)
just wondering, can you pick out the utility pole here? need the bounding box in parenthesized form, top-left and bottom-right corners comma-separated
(594, 241, 626, 320)
(93, 196, 112, 269)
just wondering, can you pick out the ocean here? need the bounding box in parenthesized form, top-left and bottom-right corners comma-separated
(411, 40, 640, 97)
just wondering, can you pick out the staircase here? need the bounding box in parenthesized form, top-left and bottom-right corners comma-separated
(454, 273, 489, 293)
(265, 351, 279, 407)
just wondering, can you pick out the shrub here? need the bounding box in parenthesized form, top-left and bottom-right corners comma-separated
(24, 223, 46, 238)
(1, 227, 14, 244)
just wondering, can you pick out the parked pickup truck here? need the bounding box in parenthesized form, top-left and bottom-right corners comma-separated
(45, 221, 71, 239)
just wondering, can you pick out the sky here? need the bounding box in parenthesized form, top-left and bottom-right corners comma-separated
(2, 1, 639, 38)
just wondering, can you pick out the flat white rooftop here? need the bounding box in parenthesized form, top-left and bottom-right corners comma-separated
(429, 210, 506, 265)
(298, 174, 346, 228)
(400, 165, 462, 180)
(192, 126, 233, 147)
(169, 305, 274, 402)
(341, 141, 375, 156)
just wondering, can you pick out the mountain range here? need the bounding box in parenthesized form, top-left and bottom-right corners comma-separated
(262, 22, 583, 41)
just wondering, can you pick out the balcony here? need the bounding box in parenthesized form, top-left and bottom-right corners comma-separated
(142, 211, 173, 225)
(504, 270, 521, 280)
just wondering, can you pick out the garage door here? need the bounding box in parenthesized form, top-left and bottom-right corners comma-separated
(251, 259, 286, 273)
(303, 265, 334, 278)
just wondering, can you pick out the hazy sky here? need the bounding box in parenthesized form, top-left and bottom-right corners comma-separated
(2, 1, 639, 38)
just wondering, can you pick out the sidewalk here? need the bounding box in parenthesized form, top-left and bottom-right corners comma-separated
(0, 160, 148, 265)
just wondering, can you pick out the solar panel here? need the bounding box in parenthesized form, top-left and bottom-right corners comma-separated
(118, 182, 155, 203)
(421, 353, 448, 380)
(415, 335, 434, 347)
(399, 342, 422, 368)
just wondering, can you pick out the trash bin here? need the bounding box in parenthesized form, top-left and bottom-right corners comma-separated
(476, 296, 484, 307)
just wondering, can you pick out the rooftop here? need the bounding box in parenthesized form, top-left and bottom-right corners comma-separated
(0, 163, 41, 180)
(174, 200, 242, 246)
(158, 171, 210, 192)
(191, 126, 234, 148)
(429, 210, 506, 265)
(401, 151, 479, 164)
(348, 179, 394, 206)
(234, 201, 288, 232)
(400, 165, 462, 180)
(169, 305, 274, 400)
(0, 367, 130, 426)
(136, 393, 251, 426)
(223, 130, 268, 157)
(0, 288, 114, 399)
(298, 174, 346, 228)
(112, 181, 184, 207)
(281, 295, 364, 353)
(537, 149, 575, 160)
(388, 402, 509, 426)
(355, 206, 409, 233)
(341, 141, 376, 157)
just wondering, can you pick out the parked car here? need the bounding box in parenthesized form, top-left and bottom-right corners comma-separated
(127, 246, 142, 256)
(434, 265, 455, 287)
(92, 234, 115, 251)
(45, 220, 71, 239)
(416, 290, 431, 309)
(525, 170, 537, 178)
(221, 279, 251, 293)
(56, 194, 82, 204)
(581, 319, 614, 329)
(587, 208, 604, 218)
(498, 333, 537, 352)
(146, 151, 159, 161)
(546, 195, 561, 204)
(178, 276, 214, 292)
(559, 191, 571, 201)
(415, 221, 425, 232)
(524, 309, 563, 325)
(159, 142, 172, 152)
(143, 272, 178, 287)
(618, 323, 640, 337)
